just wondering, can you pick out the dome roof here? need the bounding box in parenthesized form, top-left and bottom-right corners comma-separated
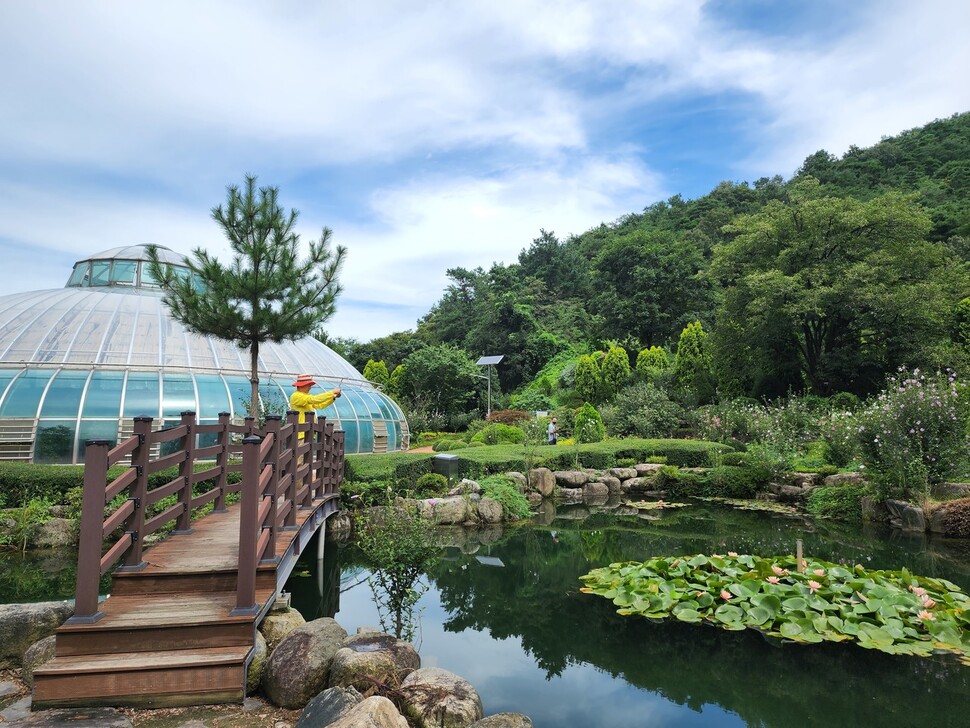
(0, 287, 365, 382)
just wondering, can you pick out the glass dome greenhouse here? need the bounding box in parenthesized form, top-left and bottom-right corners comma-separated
(0, 244, 409, 464)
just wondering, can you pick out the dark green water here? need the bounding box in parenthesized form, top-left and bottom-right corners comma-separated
(289, 501, 970, 728)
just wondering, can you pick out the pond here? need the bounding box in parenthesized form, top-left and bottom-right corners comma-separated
(3, 501, 969, 726)
(288, 501, 970, 728)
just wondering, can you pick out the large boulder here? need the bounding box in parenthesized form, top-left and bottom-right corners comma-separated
(326, 696, 409, 728)
(400, 667, 484, 728)
(247, 630, 268, 693)
(261, 617, 348, 708)
(583, 482, 609, 500)
(415, 496, 473, 525)
(599, 475, 622, 494)
(608, 467, 638, 480)
(296, 686, 363, 728)
(21, 635, 56, 687)
(328, 632, 420, 692)
(527, 468, 555, 497)
(477, 497, 504, 524)
(634, 463, 664, 477)
(32, 518, 77, 548)
(885, 499, 926, 532)
(554, 471, 588, 488)
(469, 714, 535, 728)
(259, 607, 306, 652)
(0, 601, 73, 668)
(822, 473, 865, 487)
(622, 477, 657, 492)
(505, 472, 527, 490)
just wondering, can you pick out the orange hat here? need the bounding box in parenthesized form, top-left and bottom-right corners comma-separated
(292, 374, 316, 388)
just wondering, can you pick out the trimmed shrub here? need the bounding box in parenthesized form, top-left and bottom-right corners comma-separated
(806, 485, 866, 522)
(478, 475, 532, 521)
(471, 423, 525, 446)
(601, 383, 683, 439)
(413, 473, 448, 497)
(574, 403, 606, 444)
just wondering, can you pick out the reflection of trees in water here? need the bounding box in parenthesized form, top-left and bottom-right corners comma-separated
(429, 507, 970, 728)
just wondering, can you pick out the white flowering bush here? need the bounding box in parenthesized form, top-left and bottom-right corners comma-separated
(816, 410, 859, 468)
(856, 368, 970, 499)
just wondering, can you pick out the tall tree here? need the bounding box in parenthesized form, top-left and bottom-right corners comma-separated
(148, 175, 346, 418)
(711, 178, 963, 395)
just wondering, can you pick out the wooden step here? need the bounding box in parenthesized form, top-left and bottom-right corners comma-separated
(32, 645, 252, 709)
(55, 590, 271, 656)
(110, 567, 277, 596)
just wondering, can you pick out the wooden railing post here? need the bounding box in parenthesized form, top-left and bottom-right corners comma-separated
(299, 412, 322, 508)
(308, 416, 322, 501)
(333, 429, 345, 495)
(173, 411, 196, 534)
(263, 415, 281, 554)
(68, 440, 110, 625)
(213, 412, 231, 513)
(323, 422, 335, 496)
(283, 410, 300, 523)
(120, 417, 152, 570)
(233, 434, 263, 616)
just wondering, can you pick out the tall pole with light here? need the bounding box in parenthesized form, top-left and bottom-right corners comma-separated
(475, 355, 504, 417)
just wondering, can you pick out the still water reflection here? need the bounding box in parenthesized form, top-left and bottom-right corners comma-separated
(288, 501, 970, 728)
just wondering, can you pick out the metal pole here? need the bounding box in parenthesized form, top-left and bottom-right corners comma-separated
(487, 367, 492, 417)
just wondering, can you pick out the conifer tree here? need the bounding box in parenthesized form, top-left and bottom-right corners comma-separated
(363, 359, 391, 388)
(148, 175, 346, 419)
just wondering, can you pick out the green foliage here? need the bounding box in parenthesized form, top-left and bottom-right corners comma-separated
(362, 359, 390, 388)
(414, 473, 448, 497)
(486, 409, 531, 425)
(575, 354, 601, 404)
(817, 410, 859, 468)
(601, 382, 683, 438)
(471, 423, 525, 446)
(478, 475, 533, 521)
(711, 180, 963, 397)
(581, 554, 970, 664)
(2, 498, 53, 553)
(147, 175, 346, 418)
(856, 368, 970, 499)
(431, 439, 468, 452)
(398, 344, 481, 419)
(674, 321, 716, 405)
(635, 345, 670, 383)
(574, 402, 606, 443)
(806, 485, 867, 522)
(354, 496, 439, 641)
(388, 364, 406, 399)
(600, 345, 631, 400)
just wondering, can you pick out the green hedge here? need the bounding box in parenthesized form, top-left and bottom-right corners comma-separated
(806, 485, 866, 522)
(0, 461, 242, 509)
(343, 438, 732, 484)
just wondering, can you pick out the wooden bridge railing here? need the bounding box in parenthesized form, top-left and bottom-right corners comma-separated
(69, 410, 344, 625)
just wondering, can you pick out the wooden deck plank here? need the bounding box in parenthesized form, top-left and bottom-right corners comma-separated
(36, 646, 251, 674)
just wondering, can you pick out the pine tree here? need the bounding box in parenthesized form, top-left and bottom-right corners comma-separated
(148, 175, 346, 418)
(363, 359, 391, 388)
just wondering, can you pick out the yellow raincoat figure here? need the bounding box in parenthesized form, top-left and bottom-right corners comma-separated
(289, 374, 341, 436)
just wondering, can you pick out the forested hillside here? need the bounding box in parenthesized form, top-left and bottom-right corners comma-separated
(336, 112, 970, 431)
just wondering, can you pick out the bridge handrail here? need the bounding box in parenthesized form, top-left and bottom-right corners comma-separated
(70, 409, 344, 624)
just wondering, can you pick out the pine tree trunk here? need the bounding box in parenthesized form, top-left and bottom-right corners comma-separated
(249, 341, 260, 421)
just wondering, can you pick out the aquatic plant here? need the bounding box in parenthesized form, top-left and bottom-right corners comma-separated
(580, 553, 970, 664)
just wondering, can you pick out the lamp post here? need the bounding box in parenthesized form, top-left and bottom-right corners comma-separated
(475, 355, 504, 417)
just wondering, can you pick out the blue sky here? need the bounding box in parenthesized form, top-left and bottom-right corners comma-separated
(1, 0, 968, 341)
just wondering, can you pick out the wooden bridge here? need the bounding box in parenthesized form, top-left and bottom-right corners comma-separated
(31, 410, 345, 709)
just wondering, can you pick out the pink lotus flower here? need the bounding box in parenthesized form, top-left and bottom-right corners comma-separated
(808, 580, 822, 593)
(920, 595, 936, 609)
(728, 551, 738, 557)
(911, 586, 927, 597)
(720, 590, 732, 600)
(813, 569, 826, 577)
(767, 576, 780, 584)
(771, 565, 785, 576)
(919, 610, 936, 621)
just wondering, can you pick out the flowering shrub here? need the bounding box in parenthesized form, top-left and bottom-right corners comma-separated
(856, 368, 970, 498)
(816, 410, 858, 467)
(574, 402, 606, 444)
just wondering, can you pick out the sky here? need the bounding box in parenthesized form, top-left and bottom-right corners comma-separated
(1, 0, 968, 342)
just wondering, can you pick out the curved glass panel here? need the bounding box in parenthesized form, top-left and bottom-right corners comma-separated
(162, 374, 196, 417)
(341, 421, 359, 453)
(40, 370, 89, 417)
(82, 371, 124, 417)
(78, 420, 118, 459)
(67, 264, 87, 287)
(0, 370, 53, 417)
(225, 376, 251, 418)
(110, 261, 137, 286)
(36, 420, 77, 464)
(357, 420, 374, 452)
(195, 375, 230, 418)
(123, 372, 160, 418)
(90, 261, 110, 287)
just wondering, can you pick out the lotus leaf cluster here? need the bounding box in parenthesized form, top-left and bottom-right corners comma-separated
(697, 497, 800, 515)
(579, 553, 970, 664)
(626, 500, 691, 511)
